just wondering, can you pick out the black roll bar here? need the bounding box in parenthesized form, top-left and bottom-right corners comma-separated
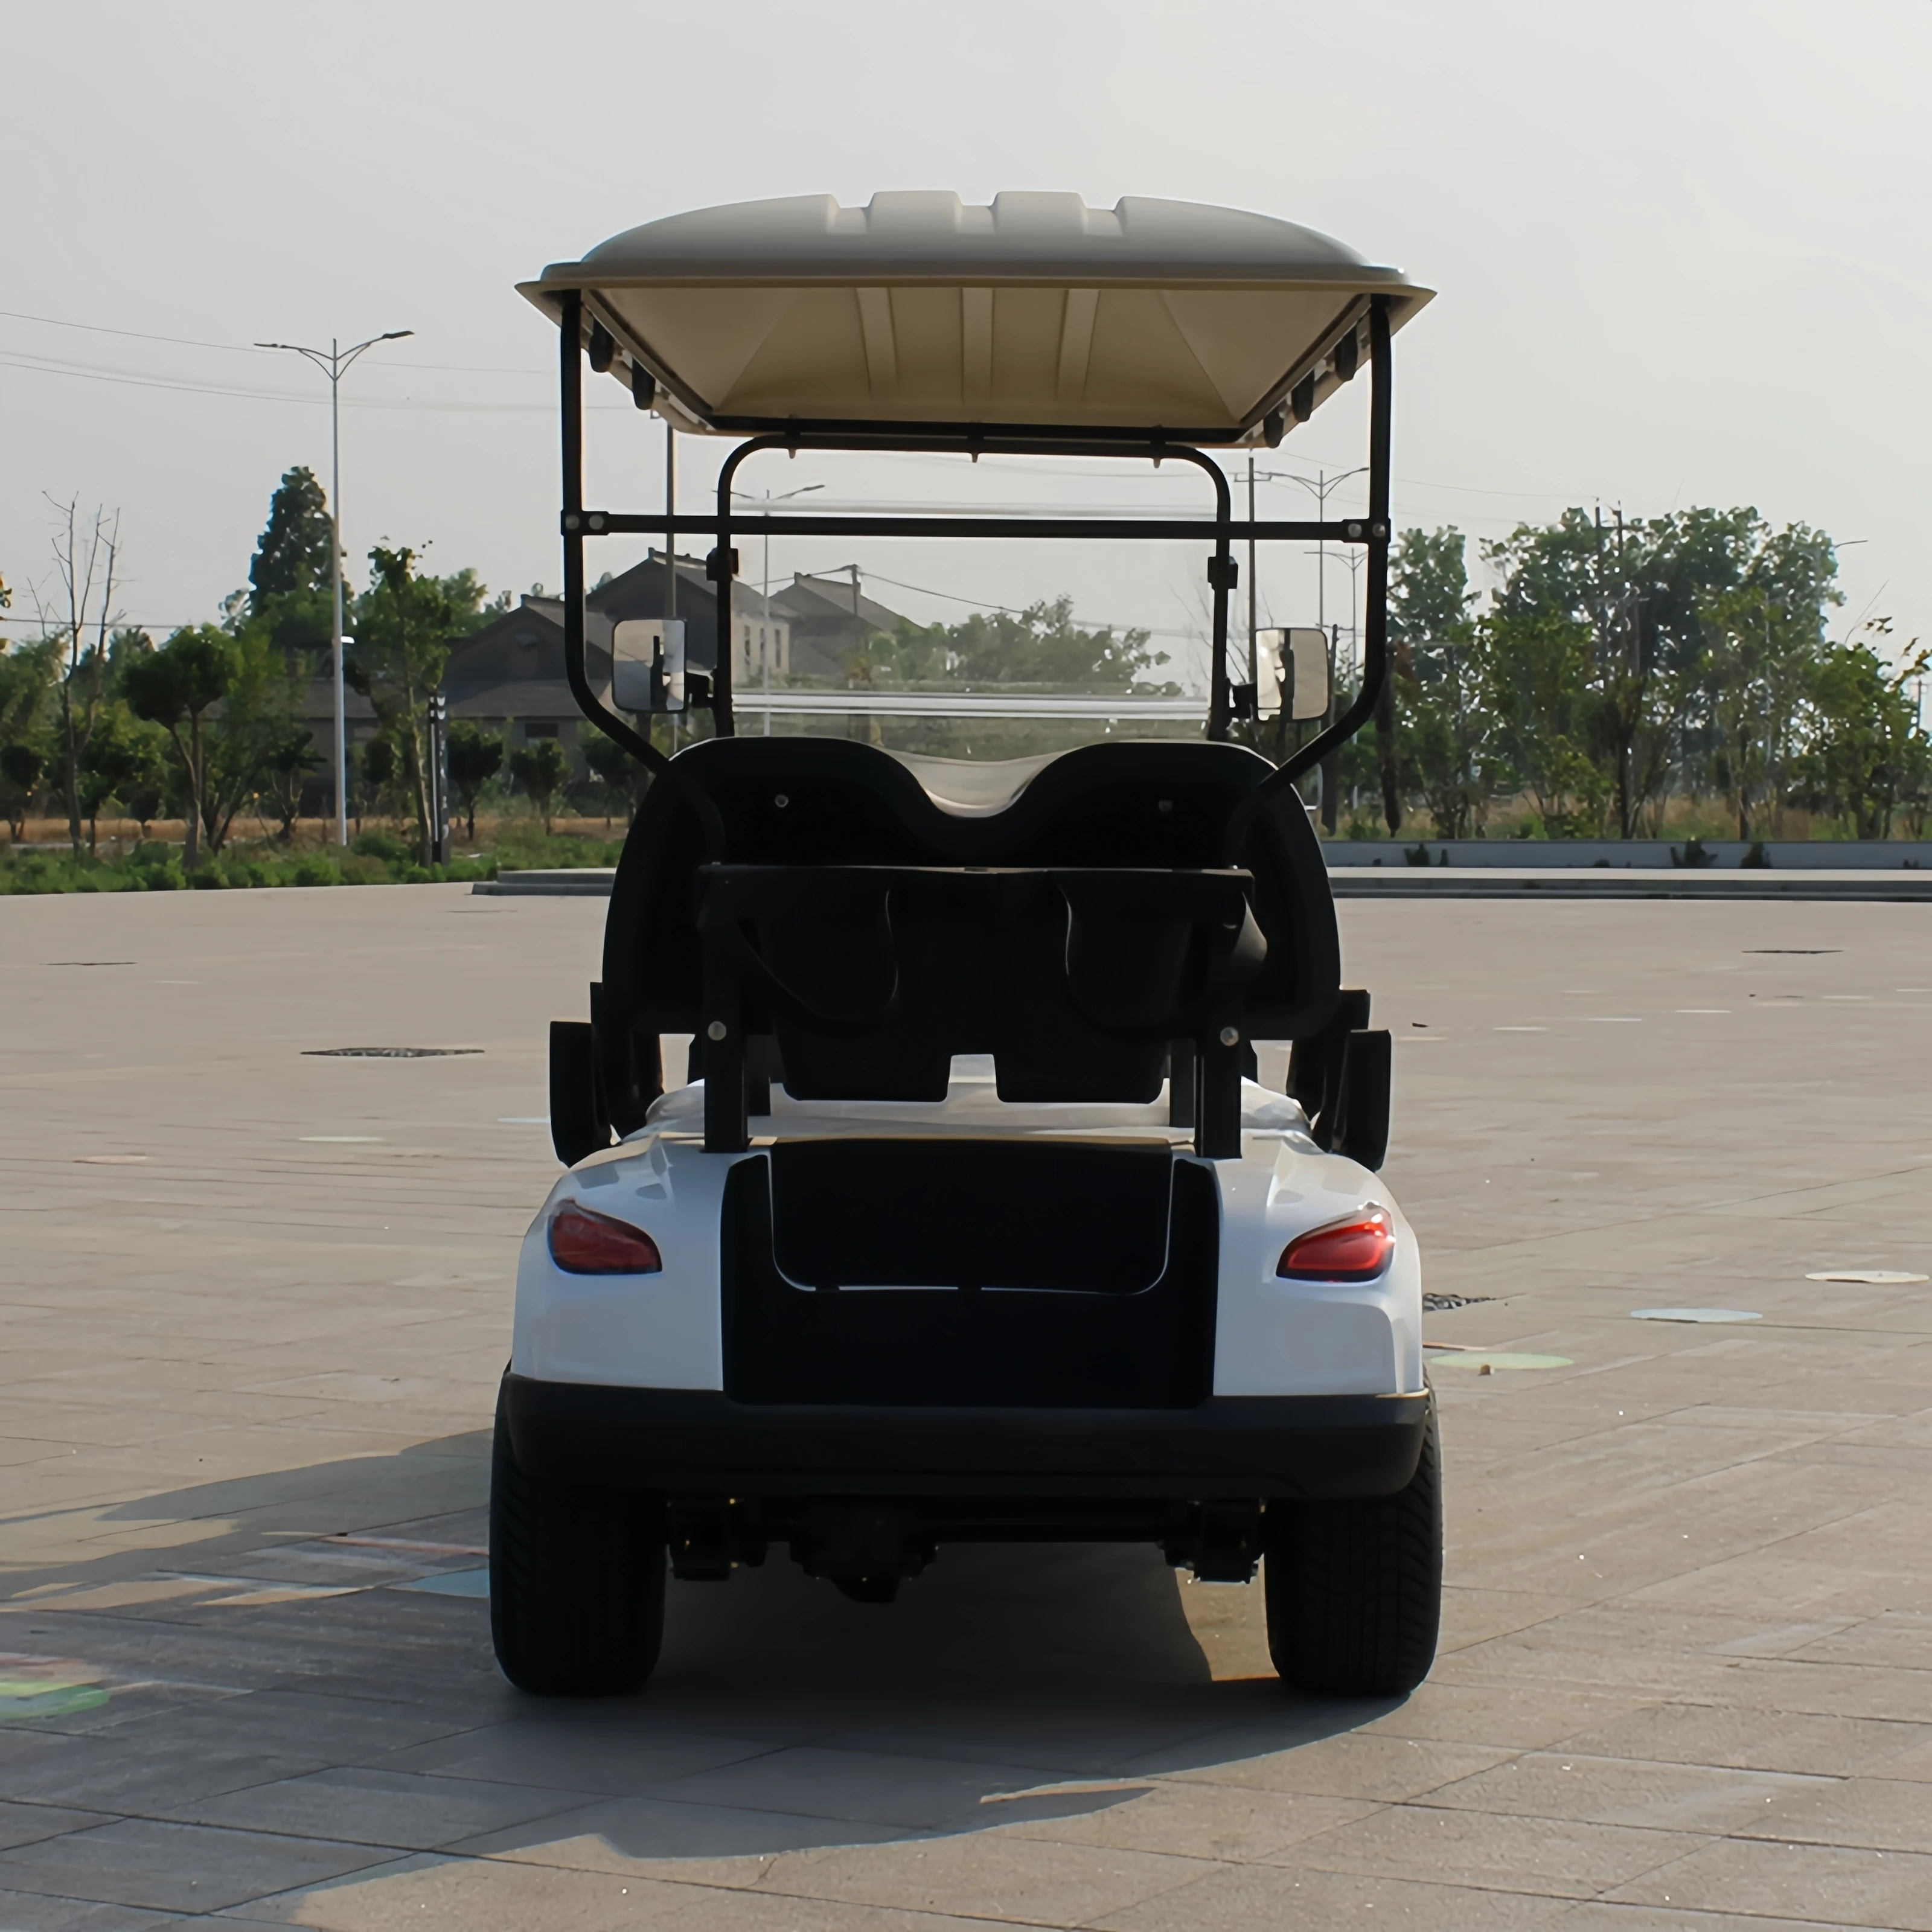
(559, 292, 669, 783)
(712, 434, 1232, 741)
(558, 293, 727, 856)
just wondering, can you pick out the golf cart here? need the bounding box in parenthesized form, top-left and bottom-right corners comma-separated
(491, 193, 1438, 1698)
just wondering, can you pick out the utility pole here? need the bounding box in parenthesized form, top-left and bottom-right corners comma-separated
(255, 329, 414, 846)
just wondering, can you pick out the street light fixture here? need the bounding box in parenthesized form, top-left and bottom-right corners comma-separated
(255, 330, 414, 845)
(731, 483, 824, 734)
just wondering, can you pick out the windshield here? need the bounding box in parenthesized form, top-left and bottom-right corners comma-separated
(593, 445, 1371, 767)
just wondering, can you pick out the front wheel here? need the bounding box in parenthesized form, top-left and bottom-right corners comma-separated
(1264, 1390, 1442, 1697)
(489, 1386, 667, 1695)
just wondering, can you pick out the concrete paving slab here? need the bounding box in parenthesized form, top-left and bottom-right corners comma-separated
(2, 887, 1930, 1927)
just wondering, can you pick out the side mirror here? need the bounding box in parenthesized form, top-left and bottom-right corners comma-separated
(612, 618, 685, 713)
(1255, 627, 1332, 722)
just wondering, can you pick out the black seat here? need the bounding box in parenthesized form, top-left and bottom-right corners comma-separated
(593, 737, 1340, 1154)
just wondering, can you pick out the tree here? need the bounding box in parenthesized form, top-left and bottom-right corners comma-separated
(1480, 610, 1604, 834)
(348, 546, 479, 863)
(0, 637, 57, 747)
(34, 498, 121, 856)
(1482, 507, 1841, 836)
(580, 727, 646, 827)
(247, 466, 336, 666)
(258, 720, 321, 842)
(840, 596, 1177, 761)
(509, 737, 571, 834)
(122, 627, 297, 866)
(1388, 529, 1494, 837)
(74, 702, 169, 854)
(355, 733, 398, 831)
(1791, 622, 1930, 839)
(1690, 523, 1839, 839)
(0, 741, 46, 842)
(446, 721, 505, 840)
(123, 628, 234, 869)
(1695, 586, 1808, 840)
(249, 465, 333, 606)
(877, 596, 1172, 691)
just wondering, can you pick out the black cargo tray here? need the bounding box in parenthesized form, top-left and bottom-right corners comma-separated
(722, 1137, 1218, 1408)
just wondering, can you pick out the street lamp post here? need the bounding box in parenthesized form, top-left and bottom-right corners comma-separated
(1243, 462, 1369, 829)
(1238, 463, 1372, 669)
(1276, 466, 1370, 651)
(731, 484, 822, 735)
(255, 330, 413, 846)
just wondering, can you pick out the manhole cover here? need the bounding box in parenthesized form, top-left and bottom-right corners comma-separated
(1632, 1307, 1761, 1323)
(1423, 1293, 1497, 1312)
(302, 1048, 484, 1059)
(1806, 1269, 1928, 1285)
(1435, 1352, 1572, 1371)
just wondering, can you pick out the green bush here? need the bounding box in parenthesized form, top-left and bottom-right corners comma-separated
(350, 828, 412, 866)
(192, 856, 271, 889)
(122, 844, 187, 892)
(288, 854, 341, 888)
(2, 854, 57, 894)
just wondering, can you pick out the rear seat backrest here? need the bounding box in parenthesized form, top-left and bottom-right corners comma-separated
(599, 737, 1340, 1112)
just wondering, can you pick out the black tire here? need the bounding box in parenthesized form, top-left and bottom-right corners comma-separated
(1264, 1389, 1442, 1696)
(489, 1387, 667, 1695)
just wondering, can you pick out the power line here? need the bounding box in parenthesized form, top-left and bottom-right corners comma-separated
(837, 567, 1199, 642)
(874, 444, 1619, 510)
(0, 309, 283, 356)
(0, 351, 622, 412)
(0, 309, 1740, 515)
(0, 308, 552, 376)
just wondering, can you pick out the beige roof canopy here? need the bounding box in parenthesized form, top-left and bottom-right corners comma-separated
(521, 192, 1431, 442)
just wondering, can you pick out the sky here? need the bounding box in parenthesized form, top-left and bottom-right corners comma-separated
(4, 0, 1927, 693)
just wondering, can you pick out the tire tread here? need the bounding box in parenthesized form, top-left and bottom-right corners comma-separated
(489, 1384, 665, 1695)
(1264, 1392, 1442, 1696)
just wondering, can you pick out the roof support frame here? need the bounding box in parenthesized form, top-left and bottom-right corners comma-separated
(558, 292, 726, 856)
(555, 289, 1392, 782)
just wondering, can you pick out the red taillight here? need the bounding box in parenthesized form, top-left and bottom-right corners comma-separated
(548, 1202, 662, 1274)
(1278, 1209, 1394, 1281)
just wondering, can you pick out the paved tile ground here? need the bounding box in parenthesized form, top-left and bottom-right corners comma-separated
(1, 884, 1928, 1929)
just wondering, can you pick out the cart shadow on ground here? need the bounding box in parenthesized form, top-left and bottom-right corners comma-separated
(5, 1433, 1398, 1868)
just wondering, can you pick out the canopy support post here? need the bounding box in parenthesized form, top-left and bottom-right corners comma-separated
(1268, 296, 1392, 792)
(558, 290, 677, 786)
(1205, 459, 1236, 742)
(711, 456, 740, 737)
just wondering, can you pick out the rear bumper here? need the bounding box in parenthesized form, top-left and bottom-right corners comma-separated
(501, 1374, 1429, 1501)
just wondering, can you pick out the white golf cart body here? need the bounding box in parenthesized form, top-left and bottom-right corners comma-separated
(517, 1073, 1422, 1399)
(491, 194, 1442, 1697)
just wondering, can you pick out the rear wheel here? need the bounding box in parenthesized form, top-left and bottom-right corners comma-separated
(1264, 1391, 1441, 1696)
(489, 1387, 667, 1695)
